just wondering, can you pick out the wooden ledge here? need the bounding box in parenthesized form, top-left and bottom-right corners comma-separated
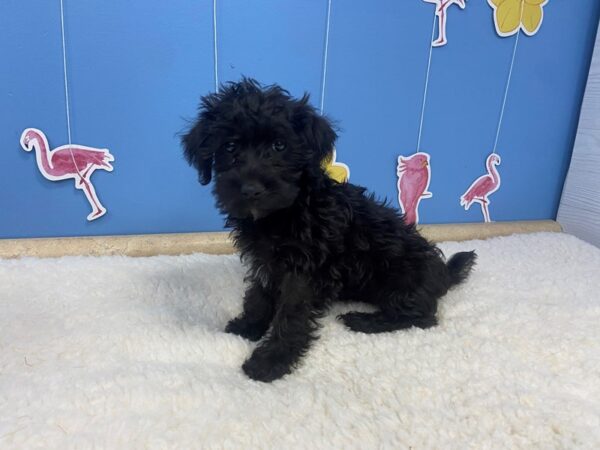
(0, 220, 562, 259)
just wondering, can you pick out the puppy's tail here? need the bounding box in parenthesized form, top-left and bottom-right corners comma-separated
(446, 251, 477, 287)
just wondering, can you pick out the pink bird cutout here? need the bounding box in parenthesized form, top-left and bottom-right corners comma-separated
(423, 0, 466, 47)
(20, 128, 114, 221)
(460, 153, 501, 222)
(397, 152, 432, 225)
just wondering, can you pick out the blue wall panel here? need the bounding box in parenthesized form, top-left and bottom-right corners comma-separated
(0, 0, 599, 238)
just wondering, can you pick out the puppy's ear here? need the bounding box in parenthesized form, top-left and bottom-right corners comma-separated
(182, 95, 218, 185)
(293, 94, 337, 163)
(182, 121, 213, 185)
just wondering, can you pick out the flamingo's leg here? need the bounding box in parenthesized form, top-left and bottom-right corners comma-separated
(75, 167, 93, 188)
(481, 199, 491, 223)
(433, 6, 448, 46)
(80, 164, 94, 179)
(77, 175, 106, 220)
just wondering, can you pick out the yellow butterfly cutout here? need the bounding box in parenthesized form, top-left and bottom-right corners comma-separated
(321, 148, 350, 183)
(488, 0, 548, 37)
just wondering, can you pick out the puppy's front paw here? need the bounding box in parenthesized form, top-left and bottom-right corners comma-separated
(225, 316, 266, 342)
(242, 352, 292, 383)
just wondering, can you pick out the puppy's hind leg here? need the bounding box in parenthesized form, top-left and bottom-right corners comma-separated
(338, 288, 438, 334)
(339, 311, 437, 333)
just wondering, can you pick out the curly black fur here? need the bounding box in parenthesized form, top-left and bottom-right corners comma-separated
(182, 78, 476, 382)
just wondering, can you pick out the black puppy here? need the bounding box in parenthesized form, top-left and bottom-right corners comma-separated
(182, 79, 476, 382)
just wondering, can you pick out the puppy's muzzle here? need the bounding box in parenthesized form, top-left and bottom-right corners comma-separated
(241, 182, 266, 200)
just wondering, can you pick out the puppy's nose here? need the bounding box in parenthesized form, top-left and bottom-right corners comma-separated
(241, 182, 265, 199)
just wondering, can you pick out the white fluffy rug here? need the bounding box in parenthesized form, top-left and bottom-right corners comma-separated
(1, 232, 600, 449)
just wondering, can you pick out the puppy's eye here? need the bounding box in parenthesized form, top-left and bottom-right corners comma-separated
(272, 140, 286, 152)
(224, 142, 237, 153)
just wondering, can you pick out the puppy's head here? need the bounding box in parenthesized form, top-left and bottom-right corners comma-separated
(182, 78, 337, 220)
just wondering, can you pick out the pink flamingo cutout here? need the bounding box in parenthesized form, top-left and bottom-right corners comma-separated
(397, 152, 432, 225)
(460, 153, 501, 222)
(423, 0, 466, 47)
(20, 128, 114, 221)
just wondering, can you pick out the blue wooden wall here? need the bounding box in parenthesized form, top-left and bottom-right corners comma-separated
(0, 0, 599, 238)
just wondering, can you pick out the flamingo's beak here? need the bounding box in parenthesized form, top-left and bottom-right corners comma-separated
(21, 135, 34, 152)
(422, 160, 428, 168)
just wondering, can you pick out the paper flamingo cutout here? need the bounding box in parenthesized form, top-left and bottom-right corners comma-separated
(397, 152, 432, 225)
(460, 153, 501, 222)
(322, 147, 350, 183)
(423, 0, 466, 47)
(20, 128, 114, 221)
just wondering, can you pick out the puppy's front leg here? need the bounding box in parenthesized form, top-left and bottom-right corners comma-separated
(225, 280, 275, 342)
(242, 274, 321, 382)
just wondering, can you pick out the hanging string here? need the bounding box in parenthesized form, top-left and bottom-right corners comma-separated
(416, 13, 437, 153)
(59, 0, 82, 177)
(319, 0, 332, 115)
(491, 2, 525, 155)
(491, 29, 521, 155)
(213, 0, 219, 93)
(318, 0, 350, 178)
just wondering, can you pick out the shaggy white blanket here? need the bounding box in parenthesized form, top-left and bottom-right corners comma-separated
(1, 232, 599, 449)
